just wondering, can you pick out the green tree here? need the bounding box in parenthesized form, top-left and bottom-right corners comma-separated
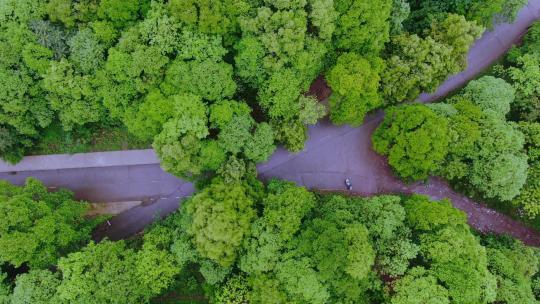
(390, 267, 450, 304)
(167, 0, 249, 44)
(135, 225, 180, 296)
(0, 126, 31, 164)
(404, 195, 496, 304)
(234, 36, 267, 88)
(209, 100, 251, 130)
(244, 122, 275, 163)
(519, 122, 540, 164)
(46, 0, 77, 27)
(160, 58, 236, 101)
(461, 76, 515, 118)
(355, 195, 419, 276)
(152, 94, 213, 179)
(56, 241, 152, 304)
(512, 123, 540, 217)
(0, 22, 53, 143)
(263, 180, 316, 240)
(390, 0, 410, 35)
(213, 275, 251, 304)
(0, 178, 95, 268)
(470, 151, 528, 201)
(98, 3, 183, 122)
(240, 219, 286, 274)
(404, 195, 467, 231)
(218, 115, 255, 155)
(432, 99, 529, 202)
(383, 14, 481, 103)
(97, 0, 140, 27)
(506, 54, 540, 122)
(235, 0, 331, 151)
(184, 180, 257, 267)
(68, 28, 106, 74)
(274, 258, 330, 304)
(372, 104, 450, 180)
(42, 59, 104, 130)
(406, 0, 525, 30)
(326, 53, 385, 126)
(259, 69, 307, 122)
(469, 116, 528, 201)
(428, 14, 483, 68)
(258, 69, 325, 150)
(333, 0, 392, 54)
(469, 0, 527, 26)
(484, 236, 538, 304)
(124, 89, 174, 142)
(418, 225, 495, 304)
(0, 272, 9, 304)
(0, 0, 46, 23)
(428, 100, 484, 180)
(381, 34, 454, 103)
(11, 270, 60, 304)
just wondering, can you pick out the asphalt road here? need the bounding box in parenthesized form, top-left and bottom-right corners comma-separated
(2, 0, 540, 243)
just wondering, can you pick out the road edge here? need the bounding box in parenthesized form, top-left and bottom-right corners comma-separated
(0, 149, 159, 172)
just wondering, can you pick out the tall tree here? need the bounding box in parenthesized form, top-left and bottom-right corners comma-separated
(183, 180, 257, 267)
(56, 241, 153, 304)
(333, 0, 392, 54)
(326, 53, 385, 126)
(0, 178, 95, 268)
(372, 104, 450, 180)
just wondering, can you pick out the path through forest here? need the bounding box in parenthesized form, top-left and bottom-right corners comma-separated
(3, 1, 540, 244)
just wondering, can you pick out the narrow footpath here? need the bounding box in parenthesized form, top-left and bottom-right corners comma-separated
(2, 0, 540, 244)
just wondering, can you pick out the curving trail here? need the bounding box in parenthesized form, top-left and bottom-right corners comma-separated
(261, 116, 540, 246)
(2, 1, 540, 244)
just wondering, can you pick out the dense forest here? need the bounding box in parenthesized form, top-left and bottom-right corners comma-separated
(1, 178, 540, 303)
(0, 0, 523, 168)
(2, 0, 540, 303)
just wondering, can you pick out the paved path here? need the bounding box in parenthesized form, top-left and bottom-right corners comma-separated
(2, 1, 540, 243)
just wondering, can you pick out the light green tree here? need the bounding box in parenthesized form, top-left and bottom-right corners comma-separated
(184, 180, 257, 267)
(0, 178, 94, 268)
(326, 53, 385, 126)
(372, 104, 450, 180)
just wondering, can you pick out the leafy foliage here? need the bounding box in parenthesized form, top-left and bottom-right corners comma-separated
(56, 241, 149, 303)
(406, 0, 526, 30)
(0, 0, 497, 176)
(183, 180, 257, 267)
(3, 177, 540, 303)
(11, 270, 60, 304)
(483, 235, 539, 304)
(376, 98, 529, 202)
(382, 14, 482, 104)
(326, 53, 385, 125)
(462, 76, 515, 118)
(390, 267, 450, 304)
(333, 0, 392, 54)
(373, 104, 450, 180)
(0, 178, 95, 268)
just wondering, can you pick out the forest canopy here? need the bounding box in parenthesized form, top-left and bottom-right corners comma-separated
(0, 0, 522, 183)
(1, 178, 539, 303)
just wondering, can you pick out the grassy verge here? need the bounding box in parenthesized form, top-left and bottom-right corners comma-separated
(28, 123, 151, 155)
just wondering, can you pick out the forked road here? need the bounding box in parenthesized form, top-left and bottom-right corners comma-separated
(2, 1, 540, 244)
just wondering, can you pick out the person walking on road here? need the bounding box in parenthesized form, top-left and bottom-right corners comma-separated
(345, 178, 352, 191)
